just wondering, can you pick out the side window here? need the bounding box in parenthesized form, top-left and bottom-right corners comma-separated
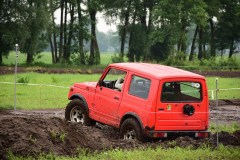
(102, 68, 126, 91)
(129, 75, 151, 99)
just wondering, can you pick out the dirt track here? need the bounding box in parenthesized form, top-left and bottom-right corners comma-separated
(0, 100, 240, 158)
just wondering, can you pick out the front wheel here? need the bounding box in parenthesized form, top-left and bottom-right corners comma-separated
(65, 99, 95, 126)
(120, 118, 145, 142)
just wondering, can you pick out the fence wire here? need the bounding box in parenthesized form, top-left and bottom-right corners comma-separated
(0, 81, 239, 109)
(0, 82, 69, 110)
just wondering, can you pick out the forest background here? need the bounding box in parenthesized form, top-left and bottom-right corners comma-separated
(0, 0, 239, 67)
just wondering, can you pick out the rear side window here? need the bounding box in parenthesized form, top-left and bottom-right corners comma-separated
(161, 81, 202, 102)
(129, 75, 151, 99)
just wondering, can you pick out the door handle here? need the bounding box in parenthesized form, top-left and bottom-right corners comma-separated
(114, 96, 119, 100)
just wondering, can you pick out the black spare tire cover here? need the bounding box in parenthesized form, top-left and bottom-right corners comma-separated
(183, 104, 195, 116)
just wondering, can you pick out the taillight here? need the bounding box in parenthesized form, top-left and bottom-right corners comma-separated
(195, 132, 210, 138)
(153, 132, 168, 138)
(70, 87, 74, 92)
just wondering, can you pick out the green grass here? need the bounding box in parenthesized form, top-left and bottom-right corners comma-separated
(3, 51, 28, 65)
(0, 73, 100, 110)
(206, 77, 240, 100)
(3, 51, 240, 70)
(2, 52, 117, 67)
(0, 73, 239, 110)
(209, 122, 240, 133)
(8, 145, 240, 160)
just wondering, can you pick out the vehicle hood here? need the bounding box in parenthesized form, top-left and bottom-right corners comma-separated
(73, 82, 97, 89)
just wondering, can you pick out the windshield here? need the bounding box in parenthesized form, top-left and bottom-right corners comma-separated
(161, 81, 202, 102)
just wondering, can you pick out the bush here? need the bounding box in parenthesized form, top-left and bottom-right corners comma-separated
(199, 58, 216, 67)
(218, 58, 239, 70)
(164, 55, 186, 66)
(70, 51, 89, 65)
(111, 54, 123, 63)
(17, 76, 30, 84)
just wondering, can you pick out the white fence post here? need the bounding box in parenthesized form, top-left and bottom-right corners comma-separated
(216, 78, 219, 147)
(40, 84, 42, 108)
(211, 90, 214, 100)
(14, 44, 19, 112)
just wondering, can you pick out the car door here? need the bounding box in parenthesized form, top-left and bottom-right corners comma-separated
(94, 68, 127, 127)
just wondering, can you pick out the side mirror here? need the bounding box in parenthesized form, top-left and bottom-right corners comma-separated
(98, 79, 103, 87)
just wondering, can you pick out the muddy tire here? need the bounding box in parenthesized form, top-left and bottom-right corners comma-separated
(120, 118, 145, 142)
(65, 99, 95, 126)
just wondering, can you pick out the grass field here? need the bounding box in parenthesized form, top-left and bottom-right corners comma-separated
(9, 145, 240, 160)
(206, 77, 240, 99)
(0, 73, 239, 110)
(0, 73, 100, 110)
(2, 53, 240, 160)
(2, 51, 240, 69)
(2, 52, 116, 67)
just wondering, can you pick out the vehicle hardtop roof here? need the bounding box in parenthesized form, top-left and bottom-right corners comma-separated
(110, 63, 205, 80)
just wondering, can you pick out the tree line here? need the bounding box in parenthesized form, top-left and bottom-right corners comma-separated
(0, 0, 239, 65)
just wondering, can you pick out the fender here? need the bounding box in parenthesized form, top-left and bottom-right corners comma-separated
(120, 112, 144, 131)
(69, 94, 89, 114)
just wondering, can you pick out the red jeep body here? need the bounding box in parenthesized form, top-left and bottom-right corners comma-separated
(66, 63, 209, 140)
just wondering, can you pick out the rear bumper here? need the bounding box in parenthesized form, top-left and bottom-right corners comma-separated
(146, 130, 210, 138)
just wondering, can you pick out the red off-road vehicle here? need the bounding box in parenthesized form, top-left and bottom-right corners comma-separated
(65, 63, 209, 141)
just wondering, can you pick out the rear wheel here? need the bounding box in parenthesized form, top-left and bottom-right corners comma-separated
(120, 118, 145, 142)
(65, 99, 95, 126)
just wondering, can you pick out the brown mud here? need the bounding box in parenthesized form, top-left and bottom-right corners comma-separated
(0, 100, 240, 158)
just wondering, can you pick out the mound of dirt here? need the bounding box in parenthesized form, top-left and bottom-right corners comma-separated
(210, 99, 240, 107)
(0, 110, 239, 158)
(159, 131, 240, 149)
(0, 113, 143, 159)
(212, 131, 240, 146)
(0, 116, 97, 157)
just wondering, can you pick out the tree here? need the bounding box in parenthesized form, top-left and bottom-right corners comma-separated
(198, 26, 203, 60)
(0, 0, 13, 64)
(126, 0, 155, 62)
(0, 1, 29, 64)
(189, 25, 199, 61)
(20, 0, 49, 64)
(48, 0, 60, 63)
(217, 0, 240, 58)
(59, 0, 65, 63)
(88, 0, 101, 65)
(77, 0, 86, 64)
(102, 0, 131, 60)
(102, 0, 155, 62)
(204, 0, 222, 58)
(152, 0, 207, 61)
(151, 0, 182, 58)
(63, 0, 76, 62)
(63, 0, 68, 62)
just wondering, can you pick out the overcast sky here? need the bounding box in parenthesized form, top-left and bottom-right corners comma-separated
(96, 13, 117, 33)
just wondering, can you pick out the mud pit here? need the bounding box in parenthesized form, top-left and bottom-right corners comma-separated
(0, 100, 240, 158)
